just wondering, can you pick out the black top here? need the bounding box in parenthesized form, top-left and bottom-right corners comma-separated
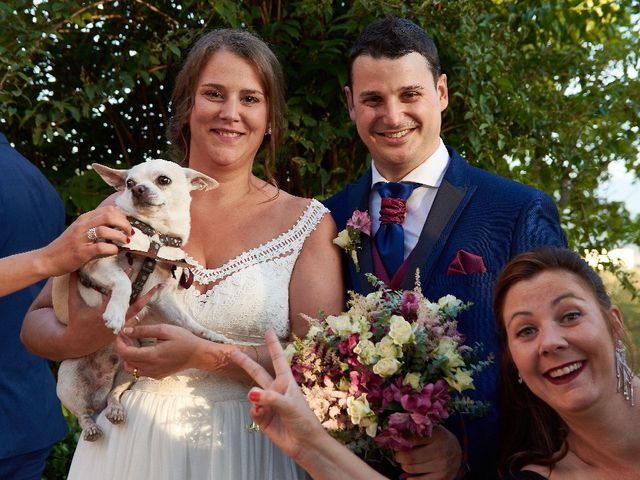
(503, 470, 546, 480)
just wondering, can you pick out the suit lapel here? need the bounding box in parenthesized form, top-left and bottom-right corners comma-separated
(347, 170, 375, 294)
(400, 149, 476, 290)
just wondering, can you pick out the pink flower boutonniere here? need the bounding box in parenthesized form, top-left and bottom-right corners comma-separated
(333, 209, 371, 271)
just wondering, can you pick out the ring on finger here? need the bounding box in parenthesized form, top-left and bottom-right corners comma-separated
(133, 368, 139, 380)
(86, 227, 98, 243)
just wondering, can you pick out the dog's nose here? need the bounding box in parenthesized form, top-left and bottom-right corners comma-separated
(131, 184, 148, 197)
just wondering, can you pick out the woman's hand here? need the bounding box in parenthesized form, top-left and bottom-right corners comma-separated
(0, 206, 132, 298)
(231, 330, 387, 480)
(394, 426, 463, 480)
(62, 273, 158, 353)
(40, 206, 132, 277)
(116, 324, 206, 379)
(230, 330, 326, 460)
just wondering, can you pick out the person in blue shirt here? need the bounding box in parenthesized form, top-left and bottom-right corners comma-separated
(0, 133, 131, 479)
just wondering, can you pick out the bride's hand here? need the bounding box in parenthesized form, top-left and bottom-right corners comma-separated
(230, 330, 324, 462)
(116, 324, 205, 379)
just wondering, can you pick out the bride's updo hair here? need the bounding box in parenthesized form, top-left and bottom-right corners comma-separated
(167, 29, 285, 184)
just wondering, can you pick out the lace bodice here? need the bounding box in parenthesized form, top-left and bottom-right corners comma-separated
(182, 199, 328, 345)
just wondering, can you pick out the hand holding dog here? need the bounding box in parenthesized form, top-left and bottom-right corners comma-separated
(42, 206, 132, 277)
(62, 273, 159, 356)
(0, 206, 131, 298)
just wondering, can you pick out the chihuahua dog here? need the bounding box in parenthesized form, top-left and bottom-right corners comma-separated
(53, 159, 231, 441)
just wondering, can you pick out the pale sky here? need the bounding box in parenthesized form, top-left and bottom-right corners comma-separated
(599, 160, 640, 218)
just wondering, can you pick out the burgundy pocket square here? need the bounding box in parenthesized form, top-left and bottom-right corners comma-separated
(447, 250, 487, 275)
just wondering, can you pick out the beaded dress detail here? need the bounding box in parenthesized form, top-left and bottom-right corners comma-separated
(67, 199, 328, 480)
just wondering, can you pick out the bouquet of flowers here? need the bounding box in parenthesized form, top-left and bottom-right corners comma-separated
(286, 274, 491, 463)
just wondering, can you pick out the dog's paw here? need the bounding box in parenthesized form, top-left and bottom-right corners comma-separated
(83, 425, 104, 442)
(200, 329, 232, 344)
(105, 404, 126, 424)
(103, 311, 125, 334)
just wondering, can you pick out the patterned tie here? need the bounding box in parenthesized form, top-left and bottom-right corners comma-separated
(374, 181, 420, 277)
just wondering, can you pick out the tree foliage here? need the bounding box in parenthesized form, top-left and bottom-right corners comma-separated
(1, 0, 639, 253)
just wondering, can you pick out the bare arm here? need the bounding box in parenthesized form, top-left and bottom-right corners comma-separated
(0, 206, 132, 297)
(289, 212, 345, 336)
(21, 275, 116, 360)
(21, 272, 155, 361)
(115, 323, 263, 380)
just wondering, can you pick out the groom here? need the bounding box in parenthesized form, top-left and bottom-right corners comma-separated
(325, 17, 567, 479)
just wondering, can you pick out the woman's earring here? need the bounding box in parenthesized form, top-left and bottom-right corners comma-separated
(517, 373, 523, 384)
(615, 339, 634, 406)
(265, 127, 272, 136)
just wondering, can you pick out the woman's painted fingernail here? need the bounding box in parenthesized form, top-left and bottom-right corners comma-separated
(248, 390, 261, 402)
(126, 238, 130, 243)
(131, 229, 135, 235)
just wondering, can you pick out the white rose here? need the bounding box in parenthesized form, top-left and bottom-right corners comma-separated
(438, 294, 464, 313)
(354, 339, 378, 365)
(353, 314, 372, 337)
(403, 372, 422, 390)
(362, 417, 378, 438)
(388, 315, 414, 345)
(373, 357, 401, 377)
(346, 394, 372, 425)
(446, 369, 475, 392)
(435, 338, 465, 369)
(332, 229, 351, 249)
(376, 335, 401, 359)
(364, 291, 383, 308)
(326, 314, 356, 336)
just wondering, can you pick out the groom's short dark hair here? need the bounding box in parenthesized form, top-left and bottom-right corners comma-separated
(348, 16, 441, 87)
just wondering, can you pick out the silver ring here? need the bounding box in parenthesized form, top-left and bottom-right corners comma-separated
(87, 227, 98, 243)
(134, 315, 141, 323)
(132, 368, 139, 380)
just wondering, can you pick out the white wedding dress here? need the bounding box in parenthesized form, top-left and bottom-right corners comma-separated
(67, 200, 327, 480)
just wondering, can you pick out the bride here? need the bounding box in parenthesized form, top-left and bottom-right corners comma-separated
(21, 29, 344, 479)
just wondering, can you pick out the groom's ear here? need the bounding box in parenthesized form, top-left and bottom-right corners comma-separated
(344, 86, 356, 122)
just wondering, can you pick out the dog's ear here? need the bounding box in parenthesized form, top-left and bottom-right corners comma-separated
(183, 168, 219, 192)
(92, 163, 128, 191)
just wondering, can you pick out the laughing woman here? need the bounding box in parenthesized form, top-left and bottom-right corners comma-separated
(494, 247, 640, 479)
(21, 29, 343, 479)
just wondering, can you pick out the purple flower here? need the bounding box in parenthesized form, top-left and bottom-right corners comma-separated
(400, 291, 420, 320)
(347, 209, 371, 236)
(374, 426, 413, 451)
(338, 333, 360, 357)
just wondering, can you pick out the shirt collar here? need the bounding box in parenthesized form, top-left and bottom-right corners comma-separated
(371, 138, 449, 188)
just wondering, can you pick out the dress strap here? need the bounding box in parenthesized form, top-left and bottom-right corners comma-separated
(190, 199, 328, 285)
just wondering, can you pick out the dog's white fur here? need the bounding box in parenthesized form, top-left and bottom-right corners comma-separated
(53, 159, 231, 441)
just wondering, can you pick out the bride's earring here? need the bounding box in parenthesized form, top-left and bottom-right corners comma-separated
(615, 339, 634, 406)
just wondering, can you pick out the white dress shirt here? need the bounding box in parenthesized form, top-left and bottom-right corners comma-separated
(370, 139, 450, 260)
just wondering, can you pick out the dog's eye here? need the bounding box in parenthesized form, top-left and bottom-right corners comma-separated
(157, 175, 172, 186)
(126, 179, 135, 188)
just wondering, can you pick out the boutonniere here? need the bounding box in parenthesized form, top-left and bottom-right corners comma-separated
(333, 209, 371, 271)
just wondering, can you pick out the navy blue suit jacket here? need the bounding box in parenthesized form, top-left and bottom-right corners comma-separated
(0, 134, 68, 458)
(325, 146, 566, 478)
